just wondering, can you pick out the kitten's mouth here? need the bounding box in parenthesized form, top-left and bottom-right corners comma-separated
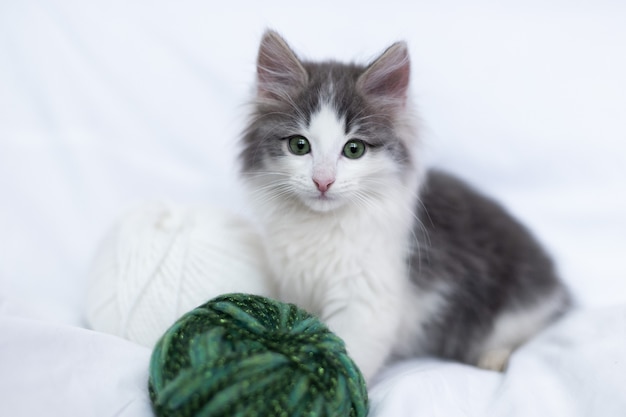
(302, 191, 341, 212)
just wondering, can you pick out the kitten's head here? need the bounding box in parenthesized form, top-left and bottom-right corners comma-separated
(240, 30, 419, 213)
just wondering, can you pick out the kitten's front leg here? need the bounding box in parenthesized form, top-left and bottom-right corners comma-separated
(323, 299, 401, 383)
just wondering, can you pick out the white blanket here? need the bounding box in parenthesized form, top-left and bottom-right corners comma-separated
(1, 1, 625, 416)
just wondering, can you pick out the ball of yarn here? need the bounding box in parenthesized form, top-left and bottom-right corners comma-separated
(86, 203, 273, 347)
(149, 293, 369, 417)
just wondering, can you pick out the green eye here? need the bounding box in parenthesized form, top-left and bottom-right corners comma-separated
(288, 136, 311, 156)
(343, 140, 366, 159)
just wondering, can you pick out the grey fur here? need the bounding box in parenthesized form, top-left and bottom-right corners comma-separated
(412, 170, 571, 363)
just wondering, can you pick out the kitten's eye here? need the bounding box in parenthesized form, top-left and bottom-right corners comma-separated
(288, 136, 311, 156)
(343, 140, 366, 159)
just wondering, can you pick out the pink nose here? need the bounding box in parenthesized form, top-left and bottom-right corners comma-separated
(313, 177, 335, 192)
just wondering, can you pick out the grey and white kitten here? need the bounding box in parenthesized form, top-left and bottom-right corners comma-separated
(239, 30, 571, 383)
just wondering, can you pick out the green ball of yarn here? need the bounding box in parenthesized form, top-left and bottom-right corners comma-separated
(148, 293, 368, 417)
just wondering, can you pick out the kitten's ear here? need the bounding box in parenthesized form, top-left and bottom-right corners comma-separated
(357, 42, 410, 107)
(256, 30, 308, 101)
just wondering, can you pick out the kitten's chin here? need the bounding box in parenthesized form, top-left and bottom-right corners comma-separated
(301, 195, 345, 213)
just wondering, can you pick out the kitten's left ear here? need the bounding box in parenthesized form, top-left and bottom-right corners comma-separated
(357, 42, 410, 107)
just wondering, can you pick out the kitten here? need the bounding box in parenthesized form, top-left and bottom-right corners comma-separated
(239, 30, 571, 383)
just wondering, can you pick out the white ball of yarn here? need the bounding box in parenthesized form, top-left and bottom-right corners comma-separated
(86, 202, 273, 347)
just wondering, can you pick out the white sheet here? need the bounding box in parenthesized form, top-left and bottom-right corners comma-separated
(0, 312, 152, 417)
(1, 1, 625, 416)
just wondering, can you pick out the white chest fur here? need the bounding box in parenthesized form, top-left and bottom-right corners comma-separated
(264, 196, 413, 317)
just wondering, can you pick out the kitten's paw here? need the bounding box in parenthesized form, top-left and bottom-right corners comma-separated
(477, 347, 512, 372)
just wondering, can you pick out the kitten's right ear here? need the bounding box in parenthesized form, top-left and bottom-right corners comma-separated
(256, 30, 308, 101)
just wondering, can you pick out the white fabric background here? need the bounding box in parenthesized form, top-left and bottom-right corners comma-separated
(1, 1, 625, 416)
